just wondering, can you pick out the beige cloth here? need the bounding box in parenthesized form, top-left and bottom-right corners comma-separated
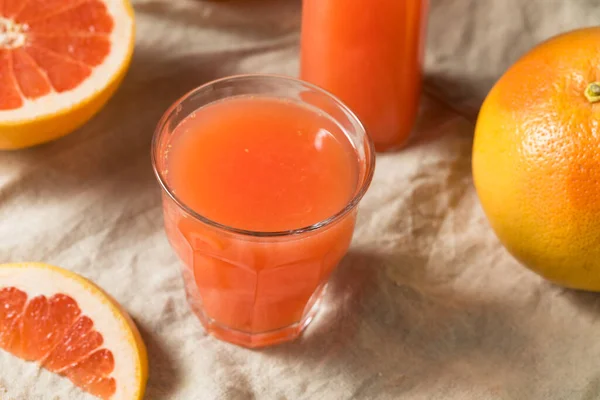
(2, 0, 600, 399)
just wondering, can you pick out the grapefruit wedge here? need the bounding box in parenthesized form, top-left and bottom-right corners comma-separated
(0, 0, 135, 149)
(0, 263, 148, 399)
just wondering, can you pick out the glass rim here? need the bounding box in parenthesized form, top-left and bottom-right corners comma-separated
(151, 73, 376, 238)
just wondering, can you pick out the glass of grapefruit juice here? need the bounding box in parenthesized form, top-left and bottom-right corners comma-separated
(152, 75, 375, 348)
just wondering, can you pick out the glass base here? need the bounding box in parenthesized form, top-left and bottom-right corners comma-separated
(181, 264, 328, 348)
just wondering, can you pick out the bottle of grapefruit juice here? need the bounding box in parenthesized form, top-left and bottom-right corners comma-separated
(301, 0, 429, 151)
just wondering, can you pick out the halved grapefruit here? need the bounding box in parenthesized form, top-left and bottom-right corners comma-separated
(0, 0, 135, 149)
(0, 262, 148, 399)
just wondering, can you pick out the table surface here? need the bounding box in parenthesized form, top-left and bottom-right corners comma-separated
(2, 0, 600, 399)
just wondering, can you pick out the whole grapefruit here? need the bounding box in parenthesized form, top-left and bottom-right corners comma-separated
(473, 27, 600, 291)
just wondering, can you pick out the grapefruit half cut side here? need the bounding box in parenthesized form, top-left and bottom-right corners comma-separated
(0, 262, 148, 399)
(0, 0, 135, 149)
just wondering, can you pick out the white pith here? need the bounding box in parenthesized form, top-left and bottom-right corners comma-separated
(0, 0, 134, 123)
(0, 264, 142, 400)
(0, 17, 28, 49)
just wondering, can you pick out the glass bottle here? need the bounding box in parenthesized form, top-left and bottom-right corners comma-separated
(301, 0, 429, 151)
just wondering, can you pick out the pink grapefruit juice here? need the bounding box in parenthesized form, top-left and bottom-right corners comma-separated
(161, 95, 361, 346)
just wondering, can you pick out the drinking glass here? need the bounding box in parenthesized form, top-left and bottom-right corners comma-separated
(152, 75, 375, 347)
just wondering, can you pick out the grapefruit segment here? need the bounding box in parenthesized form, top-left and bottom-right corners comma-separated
(27, 1, 114, 34)
(29, 33, 111, 66)
(0, 287, 26, 349)
(0, 263, 147, 399)
(0, 0, 134, 149)
(11, 48, 53, 99)
(25, 45, 92, 92)
(3, 0, 27, 19)
(14, 0, 88, 23)
(43, 315, 104, 372)
(0, 51, 24, 110)
(64, 349, 117, 398)
(19, 294, 81, 361)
